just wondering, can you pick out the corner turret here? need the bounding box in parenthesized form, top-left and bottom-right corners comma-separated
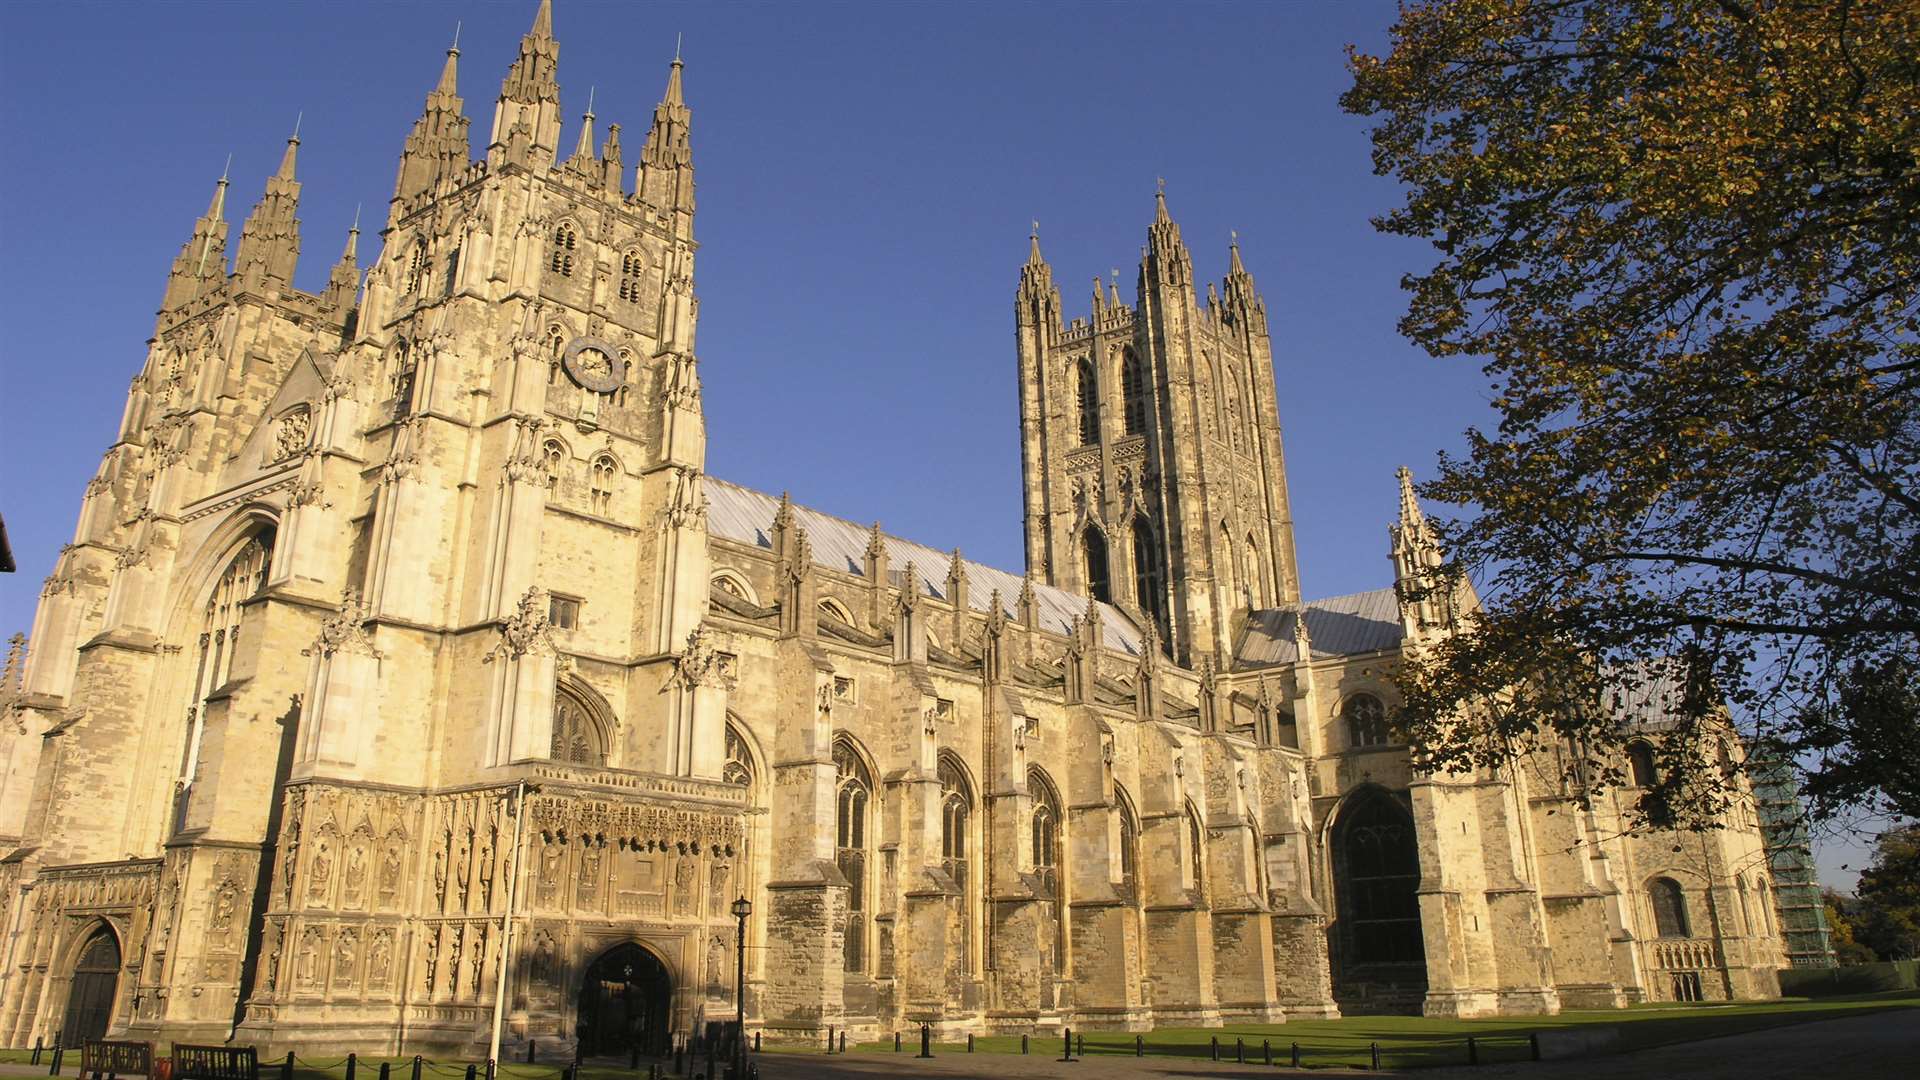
(233, 128, 303, 292)
(636, 54, 693, 222)
(487, 0, 563, 171)
(159, 166, 230, 313)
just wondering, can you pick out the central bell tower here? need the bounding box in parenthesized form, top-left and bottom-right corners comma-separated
(1015, 191, 1301, 666)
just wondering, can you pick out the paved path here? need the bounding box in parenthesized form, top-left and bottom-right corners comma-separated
(750, 1007, 1919, 1080)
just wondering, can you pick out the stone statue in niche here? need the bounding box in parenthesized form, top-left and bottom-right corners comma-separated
(379, 838, 403, 906)
(707, 932, 727, 994)
(344, 840, 367, 906)
(308, 837, 334, 903)
(210, 882, 237, 944)
(297, 927, 323, 989)
(422, 931, 439, 995)
(478, 826, 497, 908)
(259, 921, 281, 993)
(578, 842, 603, 905)
(447, 926, 464, 997)
(467, 926, 485, 992)
(368, 928, 393, 989)
(708, 863, 730, 916)
(454, 828, 473, 908)
(674, 857, 696, 915)
(539, 838, 563, 906)
(530, 929, 557, 987)
(333, 928, 358, 986)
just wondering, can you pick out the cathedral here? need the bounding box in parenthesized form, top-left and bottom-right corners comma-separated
(0, 1, 1791, 1057)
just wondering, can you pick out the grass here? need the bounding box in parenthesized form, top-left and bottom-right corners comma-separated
(4, 992, 1912, 1076)
(838, 990, 1920, 1069)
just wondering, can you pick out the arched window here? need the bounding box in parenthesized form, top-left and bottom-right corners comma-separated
(1115, 786, 1141, 897)
(817, 598, 854, 625)
(389, 339, 417, 416)
(1121, 348, 1148, 436)
(1245, 535, 1264, 607)
(1083, 527, 1112, 605)
(1132, 514, 1163, 626)
(939, 755, 974, 973)
(1225, 385, 1242, 451)
(835, 739, 873, 973)
(549, 223, 577, 277)
(541, 438, 566, 483)
(1186, 802, 1207, 895)
(1333, 788, 1425, 966)
(1627, 741, 1659, 788)
(618, 250, 645, 302)
(1345, 693, 1391, 749)
(550, 686, 607, 766)
(1649, 877, 1689, 938)
(589, 455, 617, 515)
(1076, 358, 1100, 445)
(545, 327, 566, 385)
(177, 528, 275, 832)
(723, 725, 755, 790)
(1029, 767, 1066, 974)
(406, 242, 429, 295)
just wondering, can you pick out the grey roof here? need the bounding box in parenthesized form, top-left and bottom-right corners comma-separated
(1235, 588, 1405, 667)
(1603, 659, 1690, 731)
(704, 478, 1143, 654)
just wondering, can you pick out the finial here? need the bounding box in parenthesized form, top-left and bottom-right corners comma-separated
(1230, 228, 1238, 246)
(1031, 218, 1039, 238)
(451, 20, 462, 52)
(586, 85, 596, 116)
(1156, 176, 1165, 195)
(1110, 267, 1120, 281)
(350, 203, 362, 233)
(221, 152, 232, 183)
(291, 111, 303, 142)
(675, 32, 683, 62)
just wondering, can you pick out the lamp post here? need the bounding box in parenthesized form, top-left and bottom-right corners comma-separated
(730, 895, 751, 1078)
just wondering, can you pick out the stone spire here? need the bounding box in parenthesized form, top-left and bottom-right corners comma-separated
(600, 122, 624, 192)
(636, 55, 693, 216)
(391, 32, 471, 216)
(233, 127, 303, 291)
(321, 206, 362, 316)
(564, 88, 599, 181)
(487, 0, 563, 171)
(1223, 230, 1262, 317)
(1390, 466, 1454, 639)
(1145, 180, 1193, 288)
(1016, 223, 1060, 329)
(161, 165, 231, 310)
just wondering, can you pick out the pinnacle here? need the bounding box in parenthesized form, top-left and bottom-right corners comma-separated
(1026, 221, 1045, 266)
(1396, 465, 1425, 527)
(530, 0, 554, 39)
(277, 127, 300, 180)
(1229, 231, 1247, 275)
(662, 54, 686, 107)
(1154, 178, 1171, 224)
(435, 42, 460, 95)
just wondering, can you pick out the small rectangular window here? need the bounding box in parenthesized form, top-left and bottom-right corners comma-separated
(834, 676, 857, 703)
(549, 595, 580, 630)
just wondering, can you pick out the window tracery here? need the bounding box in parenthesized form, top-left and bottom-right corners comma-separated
(549, 223, 577, 277)
(835, 740, 873, 972)
(1076, 358, 1100, 445)
(939, 755, 974, 974)
(1344, 693, 1391, 748)
(177, 529, 275, 832)
(1649, 877, 1689, 938)
(589, 454, 617, 514)
(618, 250, 645, 302)
(1121, 348, 1148, 436)
(550, 686, 607, 766)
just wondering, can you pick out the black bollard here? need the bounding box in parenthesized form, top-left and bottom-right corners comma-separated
(1236, 1037, 1244, 1064)
(917, 1024, 933, 1059)
(1264, 1040, 1272, 1066)
(47, 1047, 61, 1078)
(1135, 1035, 1144, 1057)
(1059, 1028, 1073, 1063)
(285, 1053, 297, 1080)
(32, 1040, 43, 1066)
(379, 1064, 391, 1080)
(675, 1041, 685, 1075)
(1077, 1034, 1084, 1058)
(1529, 1033, 1541, 1061)
(893, 1031, 901, 1054)
(966, 1034, 974, 1054)
(837, 1033, 845, 1055)
(1210, 1036, 1219, 1062)
(1291, 1042, 1300, 1068)
(346, 1053, 357, 1080)
(1021, 1034, 1029, 1056)
(411, 1057, 422, 1080)
(463, 1066, 475, 1080)
(754, 1032, 761, 1054)
(486, 1062, 496, 1080)
(531, 1041, 539, 1066)
(826, 1025, 835, 1054)
(1370, 1042, 1381, 1071)
(1467, 1036, 1478, 1066)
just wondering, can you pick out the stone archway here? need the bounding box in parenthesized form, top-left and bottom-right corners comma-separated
(576, 943, 673, 1059)
(1329, 787, 1427, 1012)
(59, 926, 121, 1048)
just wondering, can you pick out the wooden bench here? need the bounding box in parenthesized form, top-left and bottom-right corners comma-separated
(171, 1045, 257, 1080)
(81, 1041, 153, 1078)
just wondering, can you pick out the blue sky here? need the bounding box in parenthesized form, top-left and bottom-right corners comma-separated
(0, 1, 1873, 890)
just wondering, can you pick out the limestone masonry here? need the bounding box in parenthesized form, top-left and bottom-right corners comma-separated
(0, 0, 1797, 1057)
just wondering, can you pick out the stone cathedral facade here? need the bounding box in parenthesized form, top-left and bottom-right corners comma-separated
(0, 1, 1790, 1057)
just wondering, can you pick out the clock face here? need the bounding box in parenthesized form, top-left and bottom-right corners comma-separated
(562, 336, 626, 393)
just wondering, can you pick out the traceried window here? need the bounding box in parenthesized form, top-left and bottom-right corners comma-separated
(1649, 877, 1689, 938)
(723, 726, 755, 789)
(1344, 693, 1391, 748)
(1083, 527, 1112, 605)
(1245, 534, 1265, 607)
(1115, 786, 1141, 897)
(1335, 789, 1424, 964)
(177, 529, 275, 832)
(835, 740, 873, 973)
(589, 455, 617, 515)
(1186, 802, 1206, 895)
(1076, 358, 1100, 445)
(939, 755, 975, 974)
(406, 242, 429, 295)
(1029, 767, 1066, 974)
(1121, 348, 1148, 436)
(549, 223, 577, 277)
(1132, 514, 1163, 627)
(713, 573, 750, 603)
(443, 247, 461, 297)
(618, 250, 645, 302)
(389, 339, 416, 417)
(541, 439, 566, 483)
(550, 687, 607, 766)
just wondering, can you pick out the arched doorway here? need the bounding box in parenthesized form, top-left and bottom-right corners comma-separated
(1330, 788, 1427, 1011)
(60, 927, 120, 1048)
(577, 943, 673, 1059)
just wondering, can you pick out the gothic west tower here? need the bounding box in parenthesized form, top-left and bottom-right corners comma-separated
(1016, 191, 1301, 666)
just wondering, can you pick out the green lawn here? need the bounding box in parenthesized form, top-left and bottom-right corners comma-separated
(6, 992, 1913, 1076)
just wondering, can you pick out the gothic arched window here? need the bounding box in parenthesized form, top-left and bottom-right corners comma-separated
(541, 439, 566, 484)
(1186, 802, 1206, 895)
(550, 687, 607, 766)
(589, 455, 617, 514)
(1083, 527, 1112, 605)
(406, 242, 429, 295)
(1029, 769, 1061, 897)
(1345, 693, 1391, 748)
(1076, 358, 1100, 446)
(723, 726, 755, 789)
(1627, 741, 1659, 788)
(835, 739, 873, 973)
(618, 250, 645, 302)
(1245, 534, 1264, 607)
(1132, 514, 1163, 627)
(1333, 788, 1425, 965)
(939, 755, 975, 973)
(1649, 877, 1689, 938)
(549, 223, 577, 277)
(178, 529, 275, 831)
(1115, 785, 1141, 896)
(1121, 348, 1148, 436)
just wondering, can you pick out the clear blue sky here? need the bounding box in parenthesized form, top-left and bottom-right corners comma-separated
(0, 1, 1871, 890)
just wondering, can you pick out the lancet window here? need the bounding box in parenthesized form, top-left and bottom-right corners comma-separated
(1083, 527, 1112, 605)
(405, 242, 429, 295)
(549, 223, 577, 277)
(1649, 877, 1690, 938)
(1076, 358, 1100, 445)
(1121, 348, 1148, 436)
(550, 686, 607, 766)
(1115, 786, 1141, 897)
(835, 740, 873, 973)
(939, 755, 975, 974)
(1186, 801, 1206, 896)
(1628, 741, 1659, 788)
(177, 529, 275, 832)
(1132, 515, 1163, 627)
(589, 455, 617, 514)
(618, 250, 645, 302)
(1344, 693, 1391, 748)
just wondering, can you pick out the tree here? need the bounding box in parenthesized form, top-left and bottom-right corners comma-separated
(1821, 888, 1879, 964)
(1344, 0, 1920, 823)
(1852, 825, 1920, 960)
